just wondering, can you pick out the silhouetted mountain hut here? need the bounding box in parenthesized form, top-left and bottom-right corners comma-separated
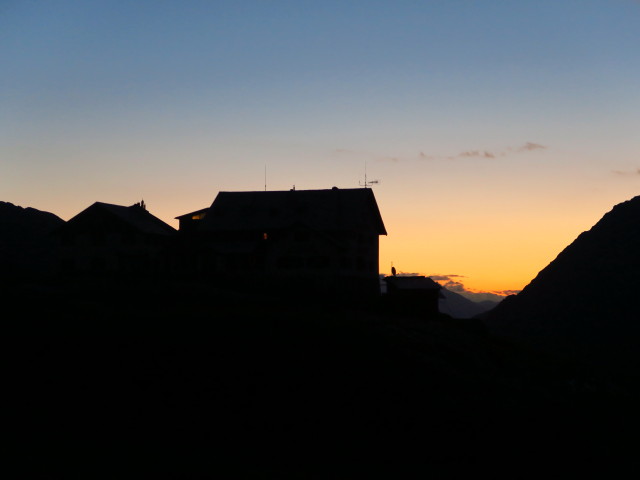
(56, 202, 176, 275)
(176, 187, 387, 297)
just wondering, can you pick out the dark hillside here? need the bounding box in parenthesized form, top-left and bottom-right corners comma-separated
(486, 195, 640, 370)
(0, 201, 64, 277)
(9, 279, 640, 475)
(0, 201, 64, 243)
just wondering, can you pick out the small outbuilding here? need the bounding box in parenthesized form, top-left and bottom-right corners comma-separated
(175, 208, 209, 233)
(384, 275, 443, 318)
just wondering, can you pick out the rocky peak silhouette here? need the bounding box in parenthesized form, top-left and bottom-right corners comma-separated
(486, 195, 640, 368)
(0, 201, 64, 277)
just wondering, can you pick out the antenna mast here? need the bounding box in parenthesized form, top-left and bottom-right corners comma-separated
(264, 165, 267, 191)
(359, 161, 381, 188)
(365, 161, 367, 188)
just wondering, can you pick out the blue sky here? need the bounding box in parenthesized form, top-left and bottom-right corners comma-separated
(2, 0, 639, 292)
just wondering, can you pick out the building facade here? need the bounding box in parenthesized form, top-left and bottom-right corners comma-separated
(176, 187, 387, 297)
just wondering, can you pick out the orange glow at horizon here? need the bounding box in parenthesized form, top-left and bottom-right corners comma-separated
(377, 197, 616, 294)
(14, 178, 636, 297)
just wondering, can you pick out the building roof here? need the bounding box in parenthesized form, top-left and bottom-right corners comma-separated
(384, 275, 442, 290)
(67, 202, 176, 236)
(175, 208, 209, 220)
(197, 188, 387, 235)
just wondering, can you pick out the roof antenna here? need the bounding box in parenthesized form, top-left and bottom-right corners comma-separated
(359, 161, 381, 188)
(264, 165, 267, 192)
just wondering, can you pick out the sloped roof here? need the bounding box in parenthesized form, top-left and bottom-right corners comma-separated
(67, 202, 176, 236)
(175, 208, 208, 220)
(197, 188, 387, 235)
(384, 276, 442, 290)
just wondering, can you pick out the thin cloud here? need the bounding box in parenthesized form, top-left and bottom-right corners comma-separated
(419, 151, 437, 160)
(434, 278, 515, 303)
(390, 273, 517, 303)
(443, 280, 467, 291)
(443, 281, 511, 303)
(340, 141, 546, 164)
(458, 150, 495, 159)
(516, 142, 546, 152)
(494, 289, 522, 296)
(612, 168, 640, 176)
(429, 274, 467, 281)
(388, 273, 467, 280)
(417, 142, 548, 162)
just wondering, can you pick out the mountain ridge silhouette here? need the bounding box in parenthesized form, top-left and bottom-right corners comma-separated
(486, 195, 640, 368)
(0, 201, 64, 277)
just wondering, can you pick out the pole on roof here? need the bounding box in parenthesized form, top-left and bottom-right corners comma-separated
(264, 165, 267, 191)
(359, 161, 369, 188)
(359, 160, 381, 188)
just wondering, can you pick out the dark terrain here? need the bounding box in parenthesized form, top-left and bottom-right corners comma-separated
(9, 279, 640, 477)
(5, 200, 640, 476)
(0, 201, 64, 277)
(487, 195, 640, 373)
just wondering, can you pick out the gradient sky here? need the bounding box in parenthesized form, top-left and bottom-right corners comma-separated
(2, 0, 639, 295)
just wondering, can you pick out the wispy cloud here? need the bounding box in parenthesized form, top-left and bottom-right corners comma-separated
(447, 142, 546, 161)
(496, 289, 522, 296)
(368, 142, 548, 163)
(458, 150, 496, 159)
(335, 142, 547, 167)
(428, 274, 520, 302)
(515, 142, 546, 152)
(429, 274, 466, 281)
(612, 168, 640, 176)
(385, 272, 519, 302)
(419, 152, 436, 160)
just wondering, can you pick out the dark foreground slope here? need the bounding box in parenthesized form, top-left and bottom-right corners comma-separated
(0, 201, 64, 277)
(9, 279, 640, 476)
(486, 195, 640, 370)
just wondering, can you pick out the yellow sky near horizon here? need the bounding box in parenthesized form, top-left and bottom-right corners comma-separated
(376, 183, 636, 294)
(14, 176, 633, 296)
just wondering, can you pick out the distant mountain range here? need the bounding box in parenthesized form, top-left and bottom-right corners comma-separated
(378, 275, 501, 318)
(486, 195, 640, 368)
(0, 201, 64, 277)
(439, 288, 499, 319)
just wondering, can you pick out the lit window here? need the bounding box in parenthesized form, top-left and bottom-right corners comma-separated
(263, 233, 268, 240)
